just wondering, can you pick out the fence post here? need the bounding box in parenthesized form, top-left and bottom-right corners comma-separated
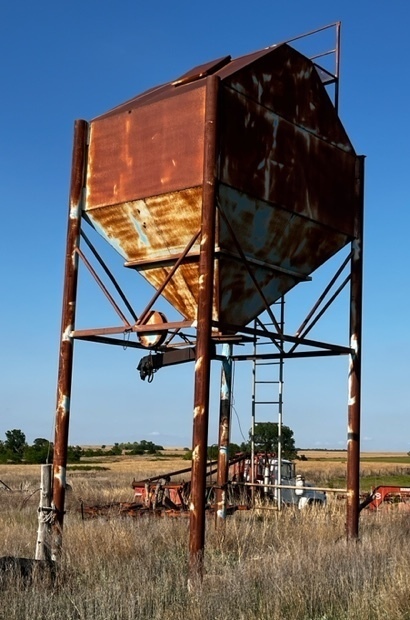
(35, 464, 53, 561)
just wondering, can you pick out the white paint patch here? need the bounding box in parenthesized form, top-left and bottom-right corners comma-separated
(69, 203, 80, 220)
(62, 324, 73, 342)
(62, 395, 70, 414)
(190, 502, 195, 512)
(194, 357, 203, 372)
(352, 238, 361, 259)
(192, 446, 199, 461)
(350, 334, 358, 353)
(55, 466, 66, 488)
(193, 405, 201, 419)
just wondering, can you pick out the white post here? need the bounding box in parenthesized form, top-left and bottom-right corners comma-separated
(35, 464, 52, 561)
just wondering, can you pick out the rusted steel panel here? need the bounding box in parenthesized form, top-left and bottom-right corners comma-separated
(142, 263, 199, 320)
(216, 184, 349, 325)
(83, 41, 358, 330)
(85, 187, 202, 262)
(218, 185, 349, 269)
(140, 261, 220, 323)
(219, 44, 354, 152)
(85, 186, 203, 321)
(219, 86, 356, 237)
(218, 260, 294, 327)
(86, 87, 206, 209)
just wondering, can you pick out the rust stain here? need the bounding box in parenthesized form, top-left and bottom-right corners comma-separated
(219, 44, 353, 151)
(219, 86, 356, 237)
(83, 41, 358, 330)
(85, 186, 202, 260)
(86, 87, 206, 209)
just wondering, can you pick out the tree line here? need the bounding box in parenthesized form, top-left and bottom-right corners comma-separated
(0, 429, 164, 465)
(0, 422, 298, 465)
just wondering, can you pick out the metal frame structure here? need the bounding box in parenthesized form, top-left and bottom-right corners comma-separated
(52, 24, 364, 581)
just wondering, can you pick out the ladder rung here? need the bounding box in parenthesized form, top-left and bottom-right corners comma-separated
(255, 380, 280, 385)
(255, 361, 281, 366)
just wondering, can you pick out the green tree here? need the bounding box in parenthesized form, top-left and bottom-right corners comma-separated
(24, 438, 53, 464)
(5, 429, 27, 459)
(109, 443, 122, 456)
(250, 422, 297, 460)
(67, 445, 83, 462)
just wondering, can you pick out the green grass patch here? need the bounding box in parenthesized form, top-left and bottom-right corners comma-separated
(360, 456, 410, 464)
(311, 456, 410, 464)
(327, 473, 410, 491)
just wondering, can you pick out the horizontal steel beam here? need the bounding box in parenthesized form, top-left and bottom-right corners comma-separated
(232, 350, 349, 362)
(72, 320, 194, 338)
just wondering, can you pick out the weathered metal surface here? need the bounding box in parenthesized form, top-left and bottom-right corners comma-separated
(218, 86, 356, 236)
(86, 87, 206, 208)
(84, 42, 357, 329)
(215, 343, 232, 526)
(346, 156, 365, 540)
(85, 187, 202, 320)
(189, 75, 219, 581)
(86, 187, 202, 262)
(218, 44, 352, 151)
(135, 231, 201, 324)
(53, 119, 88, 559)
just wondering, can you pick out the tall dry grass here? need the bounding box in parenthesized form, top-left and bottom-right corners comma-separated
(1, 466, 410, 619)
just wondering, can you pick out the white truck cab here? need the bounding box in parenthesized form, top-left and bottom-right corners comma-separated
(242, 455, 326, 508)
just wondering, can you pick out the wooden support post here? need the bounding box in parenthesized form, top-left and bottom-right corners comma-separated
(35, 464, 53, 562)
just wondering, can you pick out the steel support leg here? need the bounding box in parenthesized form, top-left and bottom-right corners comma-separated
(215, 343, 233, 527)
(189, 75, 219, 582)
(346, 155, 365, 540)
(52, 120, 88, 559)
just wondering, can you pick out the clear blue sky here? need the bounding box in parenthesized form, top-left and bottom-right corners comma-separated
(1, 1, 409, 451)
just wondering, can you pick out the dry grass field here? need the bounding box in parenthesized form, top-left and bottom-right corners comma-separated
(0, 451, 409, 619)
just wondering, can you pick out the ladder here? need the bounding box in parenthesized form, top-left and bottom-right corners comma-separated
(251, 297, 285, 506)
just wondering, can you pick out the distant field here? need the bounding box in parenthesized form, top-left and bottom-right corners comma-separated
(1, 449, 409, 494)
(297, 450, 409, 461)
(1, 448, 410, 619)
